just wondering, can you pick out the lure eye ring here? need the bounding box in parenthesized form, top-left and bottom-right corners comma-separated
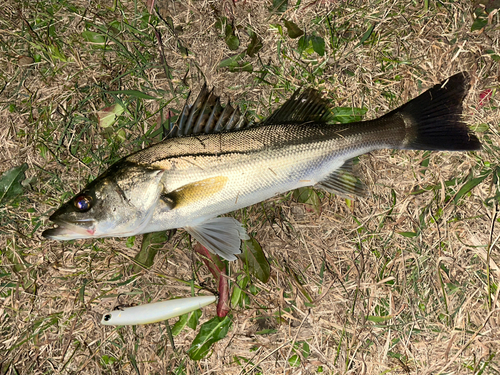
(74, 195, 92, 212)
(103, 314, 112, 322)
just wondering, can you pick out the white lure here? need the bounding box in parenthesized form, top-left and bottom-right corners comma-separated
(101, 295, 216, 326)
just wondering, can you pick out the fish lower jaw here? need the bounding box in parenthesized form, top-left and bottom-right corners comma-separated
(42, 222, 96, 240)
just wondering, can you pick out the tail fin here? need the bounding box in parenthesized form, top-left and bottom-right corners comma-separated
(384, 72, 480, 151)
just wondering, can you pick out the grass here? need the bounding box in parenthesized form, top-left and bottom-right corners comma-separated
(1, 0, 500, 373)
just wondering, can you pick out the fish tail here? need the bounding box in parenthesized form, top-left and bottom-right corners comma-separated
(383, 72, 481, 151)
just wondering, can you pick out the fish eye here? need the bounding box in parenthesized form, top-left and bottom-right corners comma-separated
(74, 195, 92, 212)
(103, 314, 112, 322)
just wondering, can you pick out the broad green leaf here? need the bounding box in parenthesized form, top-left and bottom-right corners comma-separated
(471, 17, 488, 32)
(270, 0, 288, 13)
(116, 128, 126, 142)
(97, 103, 124, 128)
(239, 238, 270, 283)
(301, 341, 310, 358)
(331, 107, 367, 123)
(470, 123, 489, 132)
(224, 24, 240, 50)
(283, 20, 303, 39)
(454, 174, 488, 204)
(219, 52, 246, 68)
(187, 308, 202, 330)
(0, 164, 28, 205)
(288, 354, 300, 367)
(171, 313, 189, 336)
(106, 90, 159, 100)
(231, 274, 249, 307)
(132, 231, 167, 272)
(219, 52, 252, 73)
(311, 36, 325, 56)
(471, 8, 488, 32)
(293, 187, 321, 214)
(214, 17, 227, 33)
(188, 316, 232, 360)
(247, 33, 263, 57)
(225, 34, 240, 50)
(298, 35, 311, 55)
(81, 31, 106, 44)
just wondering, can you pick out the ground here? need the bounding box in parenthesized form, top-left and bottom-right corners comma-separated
(1, 0, 500, 374)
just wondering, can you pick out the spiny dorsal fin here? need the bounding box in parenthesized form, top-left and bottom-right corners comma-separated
(165, 85, 250, 138)
(316, 159, 365, 198)
(262, 88, 333, 125)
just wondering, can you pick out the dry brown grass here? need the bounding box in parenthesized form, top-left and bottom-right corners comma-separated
(1, 0, 500, 374)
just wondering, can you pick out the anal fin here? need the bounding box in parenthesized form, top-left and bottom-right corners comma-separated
(186, 217, 250, 261)
(316, 159, 365, 198)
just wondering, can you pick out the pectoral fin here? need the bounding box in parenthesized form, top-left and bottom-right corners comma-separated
(316, 159, 365, 198)
(186, 217, 250, 261)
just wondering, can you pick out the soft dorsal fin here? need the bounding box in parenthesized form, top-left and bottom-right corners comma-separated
(262, 88, 333, 125)
(165, 85, 250, 138)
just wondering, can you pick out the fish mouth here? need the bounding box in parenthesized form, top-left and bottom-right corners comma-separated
(42, 219, 96, 240)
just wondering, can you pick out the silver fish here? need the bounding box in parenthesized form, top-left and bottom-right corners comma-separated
(42, 73, 480, 260)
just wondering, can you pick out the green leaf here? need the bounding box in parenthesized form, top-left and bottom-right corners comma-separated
(105, 90, 159, 100)
(293, 187, 321, 214)
(288, 354, 301, 367)
(225, 34, 240, 50)
(358, 23, 375, 45)
(219, 52, 246, 68)
(187, 308, 201, 330)
(224, 24, 240, 51)
(231, 274, 249, 307)
(239, 238, 270, 283)
(471, 16, 488, 31)
(0, 164, 28, 205)
(311, 36, 325, 56)
(97, 103, 124, 128)
(398, 231, 417, 238)
(132, 231, 167, 272)
(331, 107, 367, 123)
(470, 123, 489, 132)
(171, 313, 189, 336)
(81, 31, 106, 44)
(188, 316, 232, 360)
(298, 35, 310, 54)
(471, 8, 488, 32)
(215, 17, 227, 33)
(247, 32, 263, 57)
(283, 20, 304, 39)
(454, 174, 488, 204)
(366, 315, 392, 323)
(270, 0, 288, 13)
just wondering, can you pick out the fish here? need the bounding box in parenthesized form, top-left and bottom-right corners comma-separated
(42, 72, 480, 260)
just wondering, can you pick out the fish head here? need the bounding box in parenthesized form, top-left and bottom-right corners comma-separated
(42, 161, 165, 240)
